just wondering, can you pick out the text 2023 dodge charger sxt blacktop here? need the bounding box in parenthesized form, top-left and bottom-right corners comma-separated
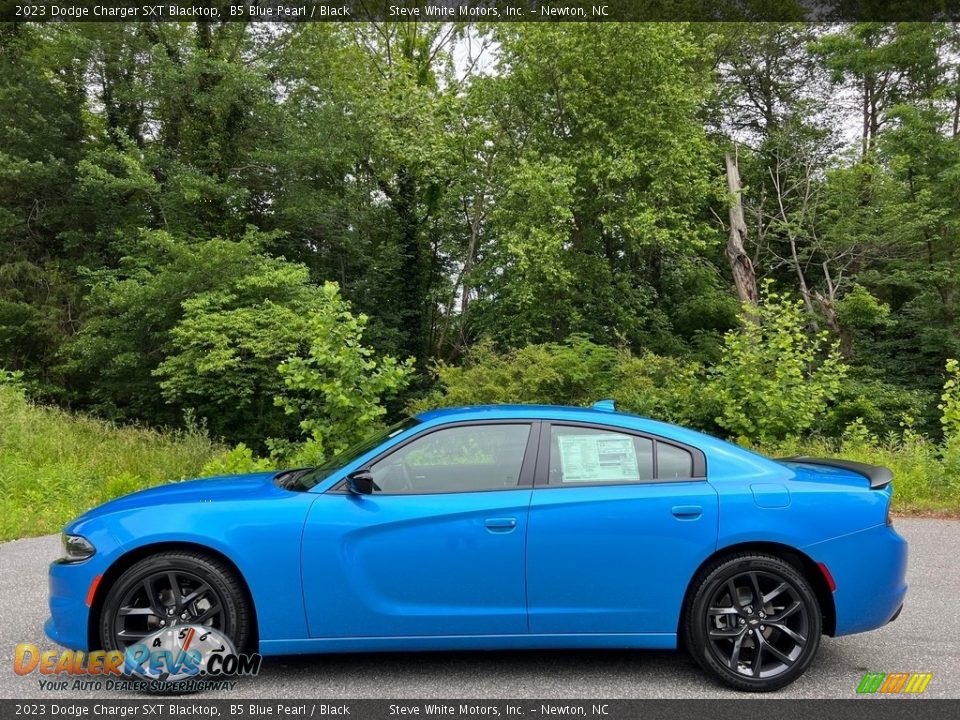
(46, 402, 907, 691)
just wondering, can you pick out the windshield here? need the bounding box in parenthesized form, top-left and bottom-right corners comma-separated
(282, 417, 421, 491)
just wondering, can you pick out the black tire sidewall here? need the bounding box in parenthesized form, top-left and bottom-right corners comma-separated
(99, 552, 249, 655)
(686, 554, 822, 692)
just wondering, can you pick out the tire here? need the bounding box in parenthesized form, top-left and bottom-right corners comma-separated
(99, 550, 251, 656)
(684, 553, 822, 692)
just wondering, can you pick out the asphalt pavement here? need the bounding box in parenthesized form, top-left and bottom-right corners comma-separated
(1, 519, 957, 699)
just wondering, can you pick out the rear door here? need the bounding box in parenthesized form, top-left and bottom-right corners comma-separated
(526, 422, 718, 634)
(301, 421, 538, 638)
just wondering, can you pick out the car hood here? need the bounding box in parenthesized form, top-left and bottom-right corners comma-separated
(70, 471, 283, 525)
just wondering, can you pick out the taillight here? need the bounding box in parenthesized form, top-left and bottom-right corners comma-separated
(886, 501, 894, 526)
(817, 562, 837, 592)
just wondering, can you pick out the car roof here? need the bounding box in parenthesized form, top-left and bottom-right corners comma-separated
(412, 404, 694, 436)
(414, 404, 624, 423)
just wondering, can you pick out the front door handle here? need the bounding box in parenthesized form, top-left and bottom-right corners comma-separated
(671, 505, 703, 519)
(485, 517, 517, 532)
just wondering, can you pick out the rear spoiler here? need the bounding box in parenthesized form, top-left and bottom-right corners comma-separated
(780, 456, 893, 489)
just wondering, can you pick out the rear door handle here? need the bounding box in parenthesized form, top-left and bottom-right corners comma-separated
(671, 505, 703, 519)
(485, 517, 517, 532)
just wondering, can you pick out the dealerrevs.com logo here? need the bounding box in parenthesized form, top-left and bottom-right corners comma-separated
(15, 625, 261, 692)
(856, 672, 933, 695)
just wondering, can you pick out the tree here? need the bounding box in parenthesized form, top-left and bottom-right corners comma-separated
(275, 283, 414, 462)
(154, 243, 335, 447)
(472, 23, 724, 353)
(710, 283, 847, 443)
(724, 152, 759, 306)
(61, 231, 295, 436)
(0, 25, 87, 394)
(813, 23, 947, 157)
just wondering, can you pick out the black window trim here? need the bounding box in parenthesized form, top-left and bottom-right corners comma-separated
(535, 420, 707, 488)
(327, 419, 542, 496)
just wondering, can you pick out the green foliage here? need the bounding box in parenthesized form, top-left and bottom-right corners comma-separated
(835, 284, 891, 330)
(614, 352, 713, 429)
(412, 337, 618, 411)
(823, 371, 932, 438)
(0, 368, 24, 388)
(939, 359, 960, 438)
(411, 336, 707, 429)
(709, 284, 848, 443)
(199, 444, 273, 478)
(153, 238, 335, 446)
(0, 385, 221, 541)
(472, 23, 723, 351)
(275, 283, 415, 462)
(62, 230, 292, 434)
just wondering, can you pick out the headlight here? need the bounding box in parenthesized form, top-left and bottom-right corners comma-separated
(61, 534, 95, 562)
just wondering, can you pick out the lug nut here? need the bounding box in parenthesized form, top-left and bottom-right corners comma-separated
(760, 625, 766, 631)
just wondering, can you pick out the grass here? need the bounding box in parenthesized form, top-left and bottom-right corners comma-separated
(1, 384, 957, 543)
(0, 385, 224, 541)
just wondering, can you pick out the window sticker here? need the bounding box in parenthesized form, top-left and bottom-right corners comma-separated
(556, 433, 640, 482)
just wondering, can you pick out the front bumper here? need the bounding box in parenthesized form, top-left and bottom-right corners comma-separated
(45, 559, 99, 651)
(805, 523, 908, 636)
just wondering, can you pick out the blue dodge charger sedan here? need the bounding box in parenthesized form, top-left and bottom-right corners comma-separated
(47, 402, 907, 691)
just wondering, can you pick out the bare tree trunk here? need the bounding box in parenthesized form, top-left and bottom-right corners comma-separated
(436, 191, 484, 359)
(725, 153, 759, 307)
(862, 78, 871, 158)
(787, 232, 821, 332)
(953, 90, 960, 137)
(815, 262, 852, 358)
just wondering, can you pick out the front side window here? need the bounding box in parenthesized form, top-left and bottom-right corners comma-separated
(368, 424, 532, 494)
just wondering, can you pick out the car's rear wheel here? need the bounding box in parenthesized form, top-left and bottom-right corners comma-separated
(99, 550, 251, 655)
(685, 553, 822, 692)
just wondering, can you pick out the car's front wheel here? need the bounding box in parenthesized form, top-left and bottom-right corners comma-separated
(99, 550, 251, 655)
(685, 553, 822, 691)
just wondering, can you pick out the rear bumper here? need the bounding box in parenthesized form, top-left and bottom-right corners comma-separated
(804, 523, 908, 636)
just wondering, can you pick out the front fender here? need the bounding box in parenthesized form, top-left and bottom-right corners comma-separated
(63, 490, 316, 647)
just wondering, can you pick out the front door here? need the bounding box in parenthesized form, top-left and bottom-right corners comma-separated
(302, 421, 538, 638)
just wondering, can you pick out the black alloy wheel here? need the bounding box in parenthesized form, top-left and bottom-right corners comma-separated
(686, 553, 822, 691)
(99, 551, 251, 654)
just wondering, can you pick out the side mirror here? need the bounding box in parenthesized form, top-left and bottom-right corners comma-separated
(346, 470, 378, 495)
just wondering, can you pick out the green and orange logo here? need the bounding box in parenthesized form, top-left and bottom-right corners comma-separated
(856, 672, 933, 695)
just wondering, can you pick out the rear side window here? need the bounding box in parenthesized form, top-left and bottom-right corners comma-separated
(547, 425, 701, 485)
(657, 441, 693, 479)
(549, 426, 654, 484)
